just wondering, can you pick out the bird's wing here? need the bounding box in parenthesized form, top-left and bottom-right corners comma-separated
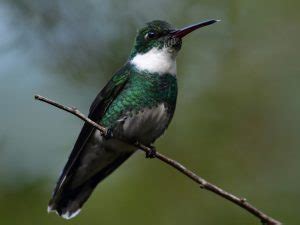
(51, 66, 130, 199)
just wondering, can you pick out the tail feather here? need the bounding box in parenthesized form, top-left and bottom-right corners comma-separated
(48, 152, 133, 219)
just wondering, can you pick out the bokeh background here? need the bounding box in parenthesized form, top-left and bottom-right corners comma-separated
(0, 0, 299, 224)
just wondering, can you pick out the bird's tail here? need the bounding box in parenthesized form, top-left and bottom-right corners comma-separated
(48, 152, 133, 219)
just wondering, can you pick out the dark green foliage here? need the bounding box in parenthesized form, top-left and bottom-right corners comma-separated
(1, 1, 299, 224)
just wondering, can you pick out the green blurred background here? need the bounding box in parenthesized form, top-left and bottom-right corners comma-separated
(0, 0, 299, 224)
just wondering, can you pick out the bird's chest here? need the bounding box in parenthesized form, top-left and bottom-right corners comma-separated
(116, 103, 170, 144)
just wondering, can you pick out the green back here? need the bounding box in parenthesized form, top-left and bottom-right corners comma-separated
(100, 66, 178, 128)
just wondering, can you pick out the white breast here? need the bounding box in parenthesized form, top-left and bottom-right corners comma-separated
(130, 47, 177, 75)
(121, 103, 170, 144)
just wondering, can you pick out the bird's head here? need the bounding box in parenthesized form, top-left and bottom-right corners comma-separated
(130, 20, 179, 58)
(129, 19, 219, 75)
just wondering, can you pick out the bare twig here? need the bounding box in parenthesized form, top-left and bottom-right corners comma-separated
(34, 94, 282, 225)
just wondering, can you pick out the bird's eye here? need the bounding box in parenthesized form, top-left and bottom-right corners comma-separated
(145, 31, 157, 40)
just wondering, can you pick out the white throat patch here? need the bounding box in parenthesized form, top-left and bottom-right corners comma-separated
(130, 47, 177, 75)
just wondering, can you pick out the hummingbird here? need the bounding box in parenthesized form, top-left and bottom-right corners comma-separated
(48, 19, 219, 219)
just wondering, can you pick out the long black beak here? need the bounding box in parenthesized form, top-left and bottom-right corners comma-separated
(171, 19, 220, 38)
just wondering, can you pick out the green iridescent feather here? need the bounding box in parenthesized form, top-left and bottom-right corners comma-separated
(100, 65, 177, 128)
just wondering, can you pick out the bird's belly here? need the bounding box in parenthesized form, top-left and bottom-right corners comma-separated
(118, 103, 170, 144)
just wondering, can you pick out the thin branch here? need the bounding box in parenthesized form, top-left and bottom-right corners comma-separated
(34, 94, 282, 225)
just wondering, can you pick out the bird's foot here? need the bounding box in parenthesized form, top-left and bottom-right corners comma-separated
(103, 128, 114, 140)
(145, 145, 157, 159)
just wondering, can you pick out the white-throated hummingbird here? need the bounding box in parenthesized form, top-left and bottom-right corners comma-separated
(48, 19, 219, 219)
